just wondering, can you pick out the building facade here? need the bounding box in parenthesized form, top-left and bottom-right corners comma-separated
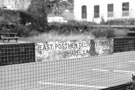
(74, 0, 135, 23)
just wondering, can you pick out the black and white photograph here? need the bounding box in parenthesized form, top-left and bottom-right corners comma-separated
(0, 0, 135, 90)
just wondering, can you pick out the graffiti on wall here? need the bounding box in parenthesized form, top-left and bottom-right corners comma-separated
(35, 39, 113, 62)
(35, 40, 90, 62)
(95, 39, 113, 55)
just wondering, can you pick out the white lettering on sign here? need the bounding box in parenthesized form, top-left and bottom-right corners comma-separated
(35, 40, 90, 61)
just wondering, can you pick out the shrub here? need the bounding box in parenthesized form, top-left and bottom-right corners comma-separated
(91, 28, 115, 38)
(0, 9, 127, 38)
(48, 21, 96, 35)
(113, 29, 127, 37)
(47, 21, 128, 38)
(0, 9, 49, 37)
(105, 19, 135, 25)
(13, 25, 30, 37)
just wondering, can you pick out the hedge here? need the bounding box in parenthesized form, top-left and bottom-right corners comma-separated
(0, 9, 127, 38)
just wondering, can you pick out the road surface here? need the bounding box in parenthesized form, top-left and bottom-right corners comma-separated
(1, 51, 135, 90)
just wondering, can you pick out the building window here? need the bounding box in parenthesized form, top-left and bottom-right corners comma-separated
(94, 5, 100, 18)
(82, 5, 87, 19)
(108, 4, 113, 17)
(122, 2, 129, 16)
(108, 4, 113, 12)
(122, 2, 129, 11)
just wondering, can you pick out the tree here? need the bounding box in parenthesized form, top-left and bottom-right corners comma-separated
(47, 0, 73, 16)
(26, 0, 48, 32)
(28, 0, 47, 19)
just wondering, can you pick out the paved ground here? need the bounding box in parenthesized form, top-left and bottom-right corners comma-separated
(1, 51, 135, 90)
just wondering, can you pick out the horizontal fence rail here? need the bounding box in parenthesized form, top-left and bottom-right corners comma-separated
(90, 24, 135, 29)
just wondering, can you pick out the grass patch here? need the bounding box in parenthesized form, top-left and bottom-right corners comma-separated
(21, 31, 95, 42)
(20, 28, 128, 42)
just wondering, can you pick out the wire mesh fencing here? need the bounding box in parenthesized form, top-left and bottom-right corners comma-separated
(0, 37, 135, 90)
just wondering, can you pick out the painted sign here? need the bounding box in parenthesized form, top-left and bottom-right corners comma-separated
(35, 40, 90, 62)
(95, 39, 113, 55)
(35, 39, 114, 62)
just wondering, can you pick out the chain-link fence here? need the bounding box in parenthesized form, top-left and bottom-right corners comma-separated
(0, 37, 135, 90)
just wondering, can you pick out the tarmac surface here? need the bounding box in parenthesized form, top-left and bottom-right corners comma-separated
(1, 51, 135, 90)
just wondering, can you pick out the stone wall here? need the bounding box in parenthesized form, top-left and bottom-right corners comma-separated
(35, 39, 113, 62)
(35, 40, 91, 62)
